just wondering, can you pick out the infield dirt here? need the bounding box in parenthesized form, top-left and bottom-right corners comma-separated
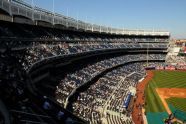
(156, 88, 186, 114)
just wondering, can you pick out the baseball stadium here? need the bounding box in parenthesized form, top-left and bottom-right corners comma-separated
(0, 0, 186, 124)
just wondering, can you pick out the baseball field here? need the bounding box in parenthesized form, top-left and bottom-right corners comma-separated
(144, 70, 186, 124)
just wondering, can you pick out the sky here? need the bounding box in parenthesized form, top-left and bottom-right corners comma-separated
(24, 0, 186, 39)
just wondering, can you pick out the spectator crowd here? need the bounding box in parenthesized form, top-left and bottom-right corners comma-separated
(53, 52, 165, 123)
(71, 62, 165, 124)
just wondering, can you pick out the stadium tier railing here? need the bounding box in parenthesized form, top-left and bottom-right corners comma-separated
(0, 0, 170, 36)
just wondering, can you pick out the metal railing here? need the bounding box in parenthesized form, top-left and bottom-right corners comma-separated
(0, 0, 170, 36)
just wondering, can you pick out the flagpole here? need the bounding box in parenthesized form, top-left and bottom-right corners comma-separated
(66, 8, 69, 27)
(32, 0, 34, 20)
(76, 12, 78, 30)
(53, 0, 55, 25)
(147, 42, 149, 67)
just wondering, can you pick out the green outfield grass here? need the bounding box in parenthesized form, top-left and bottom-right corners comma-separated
(166, 98, 186, 112)
(151, 71, 186, 88)
(145, 71, 186, 113)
